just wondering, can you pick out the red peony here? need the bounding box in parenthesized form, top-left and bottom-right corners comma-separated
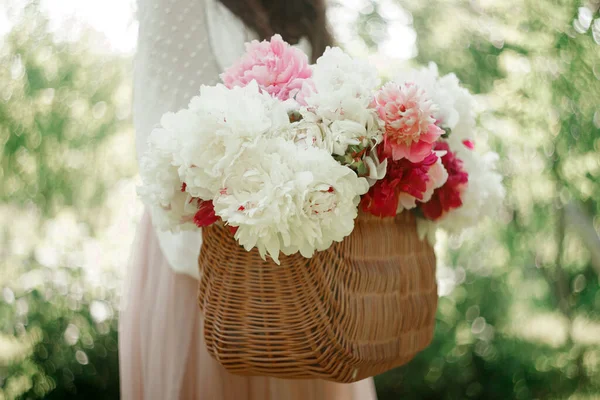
(419, 142, 468, 220)
(361, 179, 399, 217)
(193, 200, 219, 227)
(361, 151, 439, 217)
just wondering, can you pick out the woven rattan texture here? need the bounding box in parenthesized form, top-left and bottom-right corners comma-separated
(197, 212, 437, 383)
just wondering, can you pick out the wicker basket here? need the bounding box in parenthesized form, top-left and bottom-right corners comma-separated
(197, 211, 437, 383)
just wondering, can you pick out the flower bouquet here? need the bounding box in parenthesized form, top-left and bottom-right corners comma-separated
(138, 35, 504, 382)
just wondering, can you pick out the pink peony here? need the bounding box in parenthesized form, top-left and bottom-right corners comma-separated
(220, 34, 312, 101)
(374, 82, 443, 163)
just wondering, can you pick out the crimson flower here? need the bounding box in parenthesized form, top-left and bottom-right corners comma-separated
(193, 200, 219, 227)
(361, 151, 439, 217)
(419, 142, 468, 220)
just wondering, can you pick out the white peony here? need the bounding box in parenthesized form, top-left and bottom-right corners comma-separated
(300, 47, 384, 156)
(213, 137, 369, 263)
(439, 146, 504, 232)
(280, 118, 386, 187)
(277, 119, 331, 151)
(172, 81, 291, 200)
(418, 146, 505, 240)
(305, 47, 380, 113)
(137, 126, 198, 231)
(292, 110, 381, 154)
(138, 81, 291, 231)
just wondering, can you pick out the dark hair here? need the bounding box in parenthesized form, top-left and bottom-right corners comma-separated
(217, 0, 334, 62)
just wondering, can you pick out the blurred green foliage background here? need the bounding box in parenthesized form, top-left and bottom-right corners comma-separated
(1, 0, 600, 399)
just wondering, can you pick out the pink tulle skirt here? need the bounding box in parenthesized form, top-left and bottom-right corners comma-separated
(119, 211, 378, 399)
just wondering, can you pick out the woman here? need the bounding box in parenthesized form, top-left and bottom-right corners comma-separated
(119, 0, 378, 398)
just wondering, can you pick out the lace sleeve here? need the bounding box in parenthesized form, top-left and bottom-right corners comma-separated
(204, 0, 257, 70)
(134, 0, 223, 162)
